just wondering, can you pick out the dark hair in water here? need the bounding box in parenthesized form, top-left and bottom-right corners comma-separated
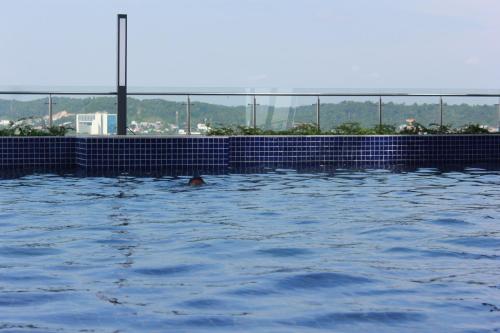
(188, 176, 205, 186)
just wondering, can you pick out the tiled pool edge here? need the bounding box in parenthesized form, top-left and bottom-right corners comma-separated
(75, 137, 228, 173)
(0, 135, 499, 172)
(0, 137, 75, 170)
(230, 135, 500, 168)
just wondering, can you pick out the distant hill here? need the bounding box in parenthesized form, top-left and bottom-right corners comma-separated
(0, 97, 498, 130)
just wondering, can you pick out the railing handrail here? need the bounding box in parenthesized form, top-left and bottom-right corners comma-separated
(127, 92, 500, 98)
(0, 90, 499, 98)
(0, 91, 117, 96)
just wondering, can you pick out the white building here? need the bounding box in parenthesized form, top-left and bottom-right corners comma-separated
(76, 112, 117, 135)
(197, 123, 209, 132)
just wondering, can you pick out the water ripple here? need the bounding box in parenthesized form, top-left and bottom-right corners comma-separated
(134, 264, 207, 276)
(0, 246, 62, 257)
(284, 311, 425, 328)
(277, 272, 373, 289)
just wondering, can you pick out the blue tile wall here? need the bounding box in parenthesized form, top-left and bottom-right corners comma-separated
(0, 137, 74, 169)
(229, 135, 500, 168)
(75, 137, 229, 172)
(0, 135, 498, 172)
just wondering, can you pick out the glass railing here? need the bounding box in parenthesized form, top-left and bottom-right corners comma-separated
(1, 89, 499, 135)
(0, 90, 116, 135)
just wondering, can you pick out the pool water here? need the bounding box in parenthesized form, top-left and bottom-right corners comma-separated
(0, 169, 499, 332)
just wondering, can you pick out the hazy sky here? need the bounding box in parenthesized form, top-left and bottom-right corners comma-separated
(0, 0, 499, 90)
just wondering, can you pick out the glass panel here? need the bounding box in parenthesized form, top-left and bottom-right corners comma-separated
(382, 96, 440, 130)
(319, 96, 379, 131)
(255, 95, 289, 131)
(0, 94, 118, 135)
(59, 95, 116, 135)
(127, 95, 185, 135)
(0, 95, 49, 129)
(189, 95, 248, 134)
(255, 95, 316, 131)
(443, 97, 499, 132)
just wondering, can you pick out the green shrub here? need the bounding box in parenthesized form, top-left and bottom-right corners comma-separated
(373, 124, 397, 134)
(0, 119, 71, 136)
(456, 124, 490, 134)
(332, 122, 374, 135)
(282, 123, 322, 135)
(235, 126, 266, 135)
(46, 125, 71, 136)
(207, 124, 321, 136)
(205, 126, 235, 136)
(399, 122, 427, 135)
(330, 123, 396, 135)
(206, 122, 496, 136)
(424, 124, 452, 134)
(400, 123, 452, 135)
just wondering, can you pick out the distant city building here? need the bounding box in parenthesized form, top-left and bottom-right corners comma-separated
(129, 120, 166, 134)
(197, 123, 209, 132)
(177, 123, 209, 135)
(76, 112, 117, 135)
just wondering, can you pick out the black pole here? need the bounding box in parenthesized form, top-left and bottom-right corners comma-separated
(117, 14, 127, 135)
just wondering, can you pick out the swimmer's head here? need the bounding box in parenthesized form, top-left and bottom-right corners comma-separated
(188, 176, 205, 186)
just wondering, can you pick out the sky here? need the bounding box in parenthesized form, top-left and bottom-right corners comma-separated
(0, 0, 499, 90)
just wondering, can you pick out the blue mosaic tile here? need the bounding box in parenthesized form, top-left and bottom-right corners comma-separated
(75, 137, 229, 171)
(0, 137, 74, 169)
(0, 135, 499, 172)
(228, 135, 500, 168)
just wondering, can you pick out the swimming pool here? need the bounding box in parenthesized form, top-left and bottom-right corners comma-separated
(0, 168, 499, 332)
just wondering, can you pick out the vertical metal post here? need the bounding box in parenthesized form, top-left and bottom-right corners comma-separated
(316, 96, 321, 131)
(378, 96, 383, 127)
(48, 94, 53, 127)
(186, 95, 191, 135)
(175, 110, 179, 131)
(252, 95, 257, 129)
(439, 96, 443, 128)
(117, 14, 127, 135)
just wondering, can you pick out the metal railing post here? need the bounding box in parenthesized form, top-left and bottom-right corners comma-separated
(252, 95, 257, 129)
(316, 96, 321, 130)
(186, 95, 191, 135)
(48, 94, 53, 127)
(439, 96, 443, 128)
(378, 96, 382, 127)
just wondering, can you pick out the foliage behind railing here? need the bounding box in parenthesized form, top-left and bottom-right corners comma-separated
(0, 118, 72, 136)
(207, 122, 495, 136)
